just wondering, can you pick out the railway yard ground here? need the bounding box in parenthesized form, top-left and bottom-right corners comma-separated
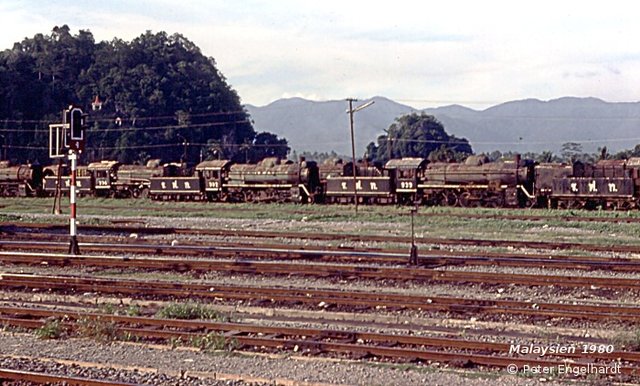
(2, 199, 640, 385)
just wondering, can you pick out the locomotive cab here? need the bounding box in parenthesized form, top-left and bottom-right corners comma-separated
(87, 160, 120, 196)
(195, 160, 232, 201)
(384, 158, 428, 205)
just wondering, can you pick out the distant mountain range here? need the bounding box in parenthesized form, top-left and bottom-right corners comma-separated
(245, 96, 640, 157)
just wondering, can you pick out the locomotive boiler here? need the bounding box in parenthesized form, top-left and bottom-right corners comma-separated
(0, 161, 47, 197)
(226, 157, 320, 203)
(420, 155, 536, 207)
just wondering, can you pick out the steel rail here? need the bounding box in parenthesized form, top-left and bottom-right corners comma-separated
(0, 305, 637, 374)
(1, 251, 640, 290)
(0, 368, 138, 385)
(2, 222, 638, 254)
(3, 238, 640, 272)
(2, 273, 640, 322)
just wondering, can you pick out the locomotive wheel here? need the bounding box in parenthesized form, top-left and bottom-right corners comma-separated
(459, 192, 475, 207)
(485, 196, 504, 208)
(438, 192, 458, 207)
(569, 200, 585, 209)
(617, 200, 633, 211)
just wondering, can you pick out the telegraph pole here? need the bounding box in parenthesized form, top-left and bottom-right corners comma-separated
(345, 98, 375, 215)
(346, 98, 359, 214)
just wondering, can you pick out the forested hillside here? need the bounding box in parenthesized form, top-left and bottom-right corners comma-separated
(0, 25, 288, 164)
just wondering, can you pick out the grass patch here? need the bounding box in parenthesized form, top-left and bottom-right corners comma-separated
(98, 303, 141, 317)
(155, 302, 227, 321)
(612, 328, 640, 350)
(5, 197, 640, 247)
(190, 331, 239, 352)
(34, 317, 67, 339)
(76, 316, 119, 342)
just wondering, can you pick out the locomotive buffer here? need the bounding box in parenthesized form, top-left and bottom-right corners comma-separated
(49, 106, 86, 255)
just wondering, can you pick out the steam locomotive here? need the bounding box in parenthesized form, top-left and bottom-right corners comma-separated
(3, 155, 640, 210)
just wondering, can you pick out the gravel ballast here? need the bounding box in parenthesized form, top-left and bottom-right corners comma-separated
(0, 332, 565, 386)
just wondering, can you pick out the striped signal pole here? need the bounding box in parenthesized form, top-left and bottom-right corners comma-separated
(68, 150, 80, 255)
(50, 105, 85, 255)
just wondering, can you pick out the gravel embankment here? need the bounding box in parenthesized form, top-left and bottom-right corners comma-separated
(0, 332, 564, 386)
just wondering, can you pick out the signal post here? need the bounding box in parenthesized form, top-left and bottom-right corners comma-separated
(49, 106, 86, 255)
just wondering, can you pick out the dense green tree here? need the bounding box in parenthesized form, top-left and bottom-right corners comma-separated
(366, 112, 472, 163)
(295, 150, 344, 164)
(0, 26, 283, 165)
(246, 132, 289, 163)
(612, 144, 640, 160)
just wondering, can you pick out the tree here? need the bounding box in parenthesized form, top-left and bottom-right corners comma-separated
(0, 26, 289, 165)
(366, 112, 472, 163)
(560, 142, 583, 163)
(244, 132, 289, 163)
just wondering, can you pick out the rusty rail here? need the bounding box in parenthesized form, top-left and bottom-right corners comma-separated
(2, 222, 638, 254)
(2, 273, 640, 322)
(0, 305, 637, 374)
(2, 238, 640, 272)
(1, 251, 640, 290)
(0, 368, 137, 385)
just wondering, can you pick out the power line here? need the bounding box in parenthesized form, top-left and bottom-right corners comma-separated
(0, 119, 251, 133)
(0, 109, 248, 125)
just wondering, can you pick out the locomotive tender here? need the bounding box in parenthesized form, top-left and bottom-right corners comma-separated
(5, 154, 640, 210)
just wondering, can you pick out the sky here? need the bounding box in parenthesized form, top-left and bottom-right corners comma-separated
(1, 1, 639, 110)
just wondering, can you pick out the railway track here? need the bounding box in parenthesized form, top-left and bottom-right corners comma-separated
(0, 304, 637, 374)
(0, 251, 639, 290)
(3, 236, 640, 272)
(2, 273, 640, 323)
(0, 368, 137, 385)
(2, 221, 639, 254)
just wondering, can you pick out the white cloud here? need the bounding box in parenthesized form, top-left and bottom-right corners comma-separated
(3, 1, 640, 109)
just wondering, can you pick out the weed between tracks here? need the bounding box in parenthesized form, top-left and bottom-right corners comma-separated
(155, 302, 230, 321)
(188, 332, 239, 352)
(612, 328, 640, 351)
(35, 317, 68, 339)
(98, 303, 141, 317)
(76, 316, 119, 342)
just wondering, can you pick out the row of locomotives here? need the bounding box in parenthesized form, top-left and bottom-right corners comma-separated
(90, 159, 165, 199)
(0, 161, 48, 197)
(43, 163, 93, 197)
(419, 155, 537, 208)
(323, 159, 394, 204)
(225, 157, 321, 203)
(549, 158, 640, 210)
